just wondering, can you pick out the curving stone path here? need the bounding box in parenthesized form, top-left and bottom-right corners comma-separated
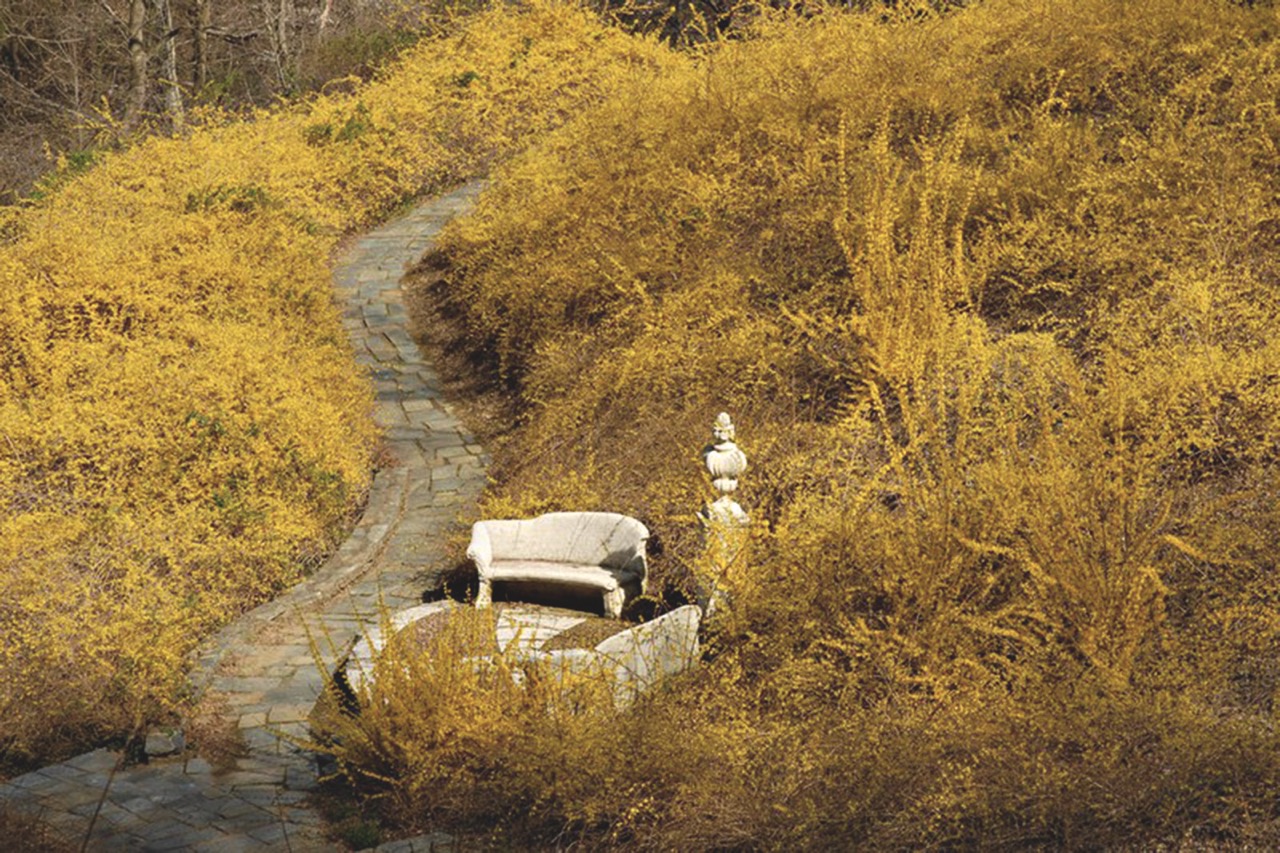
(0, 182, 489, 851)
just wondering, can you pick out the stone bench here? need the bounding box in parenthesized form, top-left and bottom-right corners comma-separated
(466, 512, 649, 618)
(545, 605, 701, 708)
(336, 601, 701, 709)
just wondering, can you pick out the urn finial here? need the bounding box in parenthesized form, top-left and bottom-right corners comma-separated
(700, 412, 749, 528)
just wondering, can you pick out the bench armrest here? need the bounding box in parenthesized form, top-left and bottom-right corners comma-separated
(466, 522, 493, 577)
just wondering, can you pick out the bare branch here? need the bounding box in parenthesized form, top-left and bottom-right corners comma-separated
(145, 26, 182, 60)
(0, 67, 93, 123)
(206, 27, 261, 44)
(0, 33, 88, 49)
(95, 0, 128, 32)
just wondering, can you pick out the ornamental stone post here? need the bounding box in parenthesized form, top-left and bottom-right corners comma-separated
(697, 412, 748, 614)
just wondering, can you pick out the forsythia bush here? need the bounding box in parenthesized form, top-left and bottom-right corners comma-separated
(386, 0, 1280, 846)
(0, 1, 673, 770)
(316, 606, 626, 837)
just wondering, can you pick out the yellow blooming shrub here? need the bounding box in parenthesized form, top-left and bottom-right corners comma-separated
(0, 1, 674, 770)
(398, 0, 1280, 845)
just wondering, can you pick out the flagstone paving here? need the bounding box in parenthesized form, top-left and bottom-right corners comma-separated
(0, 182, 490, 852)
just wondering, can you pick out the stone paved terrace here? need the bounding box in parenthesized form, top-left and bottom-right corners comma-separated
(0, 182, 490, 852)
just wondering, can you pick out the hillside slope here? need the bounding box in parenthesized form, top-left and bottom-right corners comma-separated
(372, 0, 1280, 846)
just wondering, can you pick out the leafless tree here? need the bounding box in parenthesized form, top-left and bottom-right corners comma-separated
(1, 0, 461, 201)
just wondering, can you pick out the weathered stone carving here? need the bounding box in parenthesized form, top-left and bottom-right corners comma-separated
(700, 411, 749, 528)
(591, 605, 701, 707)
(698, 412, 748, 614)
(467, 512, 649, 619)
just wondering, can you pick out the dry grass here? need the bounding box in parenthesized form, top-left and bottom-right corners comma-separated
(182, 691, 248, 772)
(0, 806, 75, 852)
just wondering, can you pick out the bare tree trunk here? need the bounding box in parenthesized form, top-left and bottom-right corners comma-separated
(278, 0, 292, 52)
(263, 0, 292, 90)
(192, 0, 210, 92)
(124, 0, 148, 129)
(318, 0, 334, 31)
(277, 0, 293, 87)
(159, 0, 182, 125)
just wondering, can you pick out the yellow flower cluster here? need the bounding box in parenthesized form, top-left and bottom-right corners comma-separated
(0, 0, 672, 768)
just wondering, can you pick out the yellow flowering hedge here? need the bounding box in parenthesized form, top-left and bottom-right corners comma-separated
(382, 0, 1280, 846)
(0, 1, 673, 769)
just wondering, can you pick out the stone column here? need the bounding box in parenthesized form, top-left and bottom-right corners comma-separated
(697, 412, 748, 614)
